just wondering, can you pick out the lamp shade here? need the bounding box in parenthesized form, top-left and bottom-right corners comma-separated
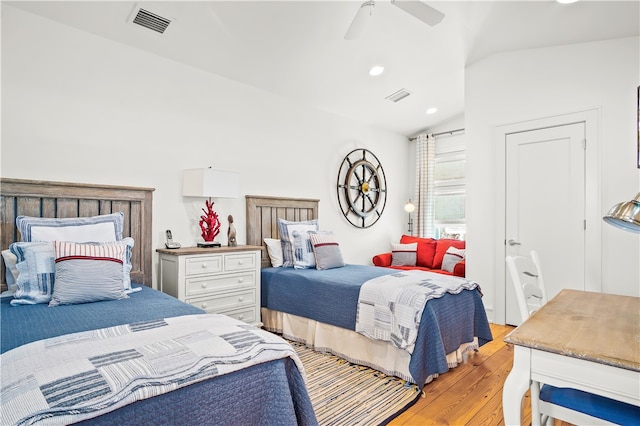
(404, 199, 416, 213)
(602, 193, 640, 233)
(183, 168, 239, 198)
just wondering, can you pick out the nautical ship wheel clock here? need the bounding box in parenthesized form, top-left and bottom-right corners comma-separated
(336, 148, 387, 228)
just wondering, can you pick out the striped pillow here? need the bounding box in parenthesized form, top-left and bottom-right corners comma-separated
(86, 237, 135, 292)
(16, 212, 124, 243)
(309, 232, 345, 270)
(49, 241, 129, 306)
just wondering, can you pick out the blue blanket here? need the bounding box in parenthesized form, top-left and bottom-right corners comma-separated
(1, 284, 203, 353)
(1, 284, 318, 426)
(261, 264, 393, 330)
(261, 265, 493, 387)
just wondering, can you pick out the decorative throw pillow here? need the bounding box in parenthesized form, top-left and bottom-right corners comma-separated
(390, 242, 418, 266)
(293, 230, 316, 269)
(292, 230, 316, 269)
(277, 218, 319, 268)
(16, 212, 124, 243)
(84, 237, 135, 293)
(49, 240, 129, 306)
(309, 231, 345, 270)
(264, 238, 283, 267)
(399, 235, 437, 268)
(9, 241, 55, 305)
(1, 249, 20, 293)
(442, 246, 466, 273)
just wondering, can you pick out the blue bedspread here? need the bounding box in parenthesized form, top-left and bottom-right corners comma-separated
(1, 284, 318, 426)
(261, 265, 493, 387)
(1, 284, 202, 353)
(261, 264, 393, 330)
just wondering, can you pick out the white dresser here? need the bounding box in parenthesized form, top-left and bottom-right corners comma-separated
(157, 245, 263, 326)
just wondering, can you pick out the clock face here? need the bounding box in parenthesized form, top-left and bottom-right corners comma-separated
(336, 149, 387, 228)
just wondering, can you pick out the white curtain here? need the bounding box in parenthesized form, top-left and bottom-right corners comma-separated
(414, 133, 436, 237)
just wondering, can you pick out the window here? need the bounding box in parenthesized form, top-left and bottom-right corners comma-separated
(433, 148, 466, 240)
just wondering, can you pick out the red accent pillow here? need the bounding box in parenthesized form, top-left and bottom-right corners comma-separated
(400, 235, 437, 268)
(433, 239, 466, 270)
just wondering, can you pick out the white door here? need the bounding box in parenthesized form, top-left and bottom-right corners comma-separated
(505, 123, 586, 325)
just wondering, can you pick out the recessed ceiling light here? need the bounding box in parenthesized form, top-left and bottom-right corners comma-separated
(426, 107, 438, 114)
(369, 65, 384, 76)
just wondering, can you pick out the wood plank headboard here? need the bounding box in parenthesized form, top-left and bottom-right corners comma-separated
(0, 178, 155, 287)
(245, 195, 319, 268)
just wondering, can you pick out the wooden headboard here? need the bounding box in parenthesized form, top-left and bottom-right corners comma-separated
(245, 195, 319, 268)
(1, 178, 155, 287)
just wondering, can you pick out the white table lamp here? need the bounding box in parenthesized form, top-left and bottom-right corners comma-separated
(183, 167, 240, 247)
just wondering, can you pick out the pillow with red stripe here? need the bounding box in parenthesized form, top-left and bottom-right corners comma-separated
(49, 240, 129, 306)
(391, 242, 418, 266)
(309, 231, 345, 270)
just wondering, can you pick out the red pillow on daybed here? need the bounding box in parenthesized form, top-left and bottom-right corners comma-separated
(432, 239, 466, 270)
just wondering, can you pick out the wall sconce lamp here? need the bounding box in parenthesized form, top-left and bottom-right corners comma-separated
(183, 167, 240, 247)
(404, 199, 416, 235)
(602, 193, 640, 233)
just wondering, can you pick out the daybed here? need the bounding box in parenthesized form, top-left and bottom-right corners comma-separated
(372, 235, 466, 277)
(246, 195, 492, 389)
(0, 179, 317, 426)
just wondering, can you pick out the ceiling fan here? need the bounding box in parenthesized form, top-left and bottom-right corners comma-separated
(344, 0, 444, 40)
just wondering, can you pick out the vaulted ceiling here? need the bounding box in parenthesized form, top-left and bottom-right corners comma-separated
(6, 1, 640, 136)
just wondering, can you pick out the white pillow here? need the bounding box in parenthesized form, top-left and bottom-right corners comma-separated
(16, 212, 124, 243)
(264, 238, 283, 267)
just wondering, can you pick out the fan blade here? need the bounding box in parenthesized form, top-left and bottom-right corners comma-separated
(390, 0, 444, 26)
(344, 1, 375, 40)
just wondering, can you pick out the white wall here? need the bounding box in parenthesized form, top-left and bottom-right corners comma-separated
(466, 37, 640, 323)
(1, 6, 410, 288)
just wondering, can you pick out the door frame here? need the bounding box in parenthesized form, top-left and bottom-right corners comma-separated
(493, 109, 602, 325)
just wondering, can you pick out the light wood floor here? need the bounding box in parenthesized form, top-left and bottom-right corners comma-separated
(389, 323, 573, 426)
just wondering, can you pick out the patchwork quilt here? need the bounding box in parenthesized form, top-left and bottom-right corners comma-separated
(1, 314, 303, 426)
(356, 270, 479, 353)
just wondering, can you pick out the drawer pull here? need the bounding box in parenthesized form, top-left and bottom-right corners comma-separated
(238, 278, 244, 283)
(201, 283, 207, 289)
(238, 260, 244, 265)
(201, 303, 208, 309)
(201, 263, 207, 269)
(239, 314, 244, 320)
(238, 296, 244, 302)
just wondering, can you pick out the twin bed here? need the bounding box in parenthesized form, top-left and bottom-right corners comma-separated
(0, 180, 316, 426)
(0, 181, 492, 425)
(246, 195, 493, 388)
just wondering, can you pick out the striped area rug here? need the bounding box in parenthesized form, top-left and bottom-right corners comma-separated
(291, 341, 422, 426)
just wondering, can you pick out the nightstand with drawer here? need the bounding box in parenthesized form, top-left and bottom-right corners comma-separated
(156, 245, 263, 326)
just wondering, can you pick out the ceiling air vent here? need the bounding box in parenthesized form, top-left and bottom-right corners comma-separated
(131, 8, 171, 34)
(385, 89, 412, 103)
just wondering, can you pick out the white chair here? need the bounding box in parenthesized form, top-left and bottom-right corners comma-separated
(505, 251, 548, 324)
(506, 251, 639, 426)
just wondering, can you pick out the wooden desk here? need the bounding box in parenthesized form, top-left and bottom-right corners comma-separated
(502, 289, 640, 425)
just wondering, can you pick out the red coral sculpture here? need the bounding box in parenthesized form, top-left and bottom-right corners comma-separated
(199, 199, 221, 242)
